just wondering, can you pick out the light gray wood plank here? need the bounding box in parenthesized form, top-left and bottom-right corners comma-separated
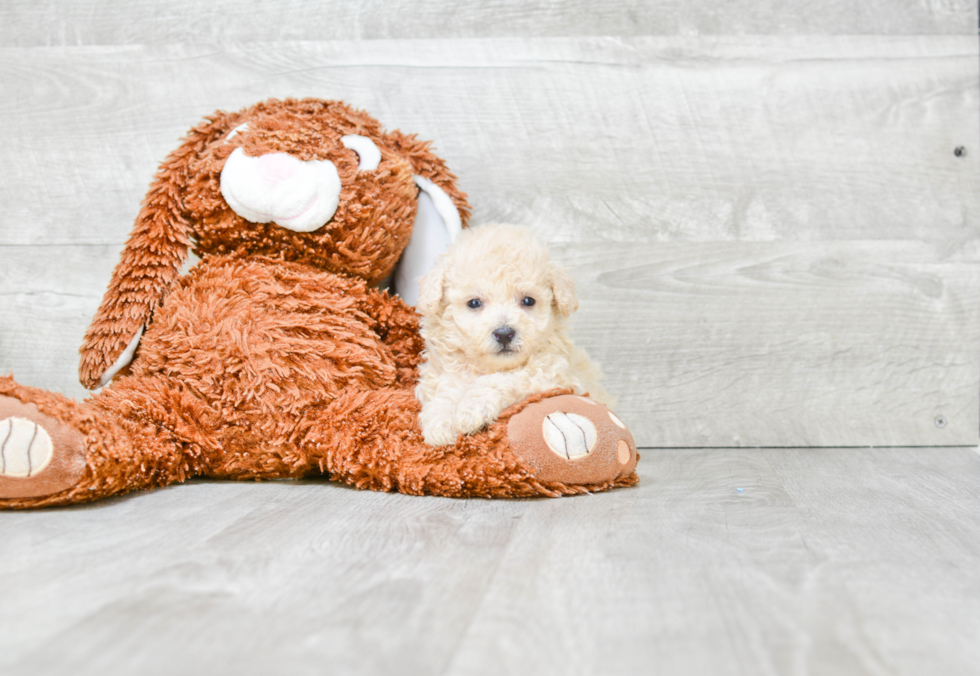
(0, 38, 976, 246)
(0, 481, 530, 676)
(0, 245, 115, 401)
(761, 447, 980, 673)
(560, 240, 980, 447)
(448, 450, 821, 676)
(444, 448, 980, 676)
(0, 0, 974, 46)
(2, 448, 978, 675)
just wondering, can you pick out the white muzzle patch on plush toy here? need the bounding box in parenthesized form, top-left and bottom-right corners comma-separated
(220, 148, 342, 233)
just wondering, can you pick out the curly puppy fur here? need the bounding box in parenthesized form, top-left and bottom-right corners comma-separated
(416, 224, 613, 446)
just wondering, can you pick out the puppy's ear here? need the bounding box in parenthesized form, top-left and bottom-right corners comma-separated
(550, 263, 579, 317)
(417, 256, 448, 317)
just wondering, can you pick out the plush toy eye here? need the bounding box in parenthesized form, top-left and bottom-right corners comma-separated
(341, 135, 381, 171)
(522, 296, 536, 307)
(467, 299, 482, 309)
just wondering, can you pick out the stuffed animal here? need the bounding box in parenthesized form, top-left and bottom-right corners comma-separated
(0, 98, 637, 508)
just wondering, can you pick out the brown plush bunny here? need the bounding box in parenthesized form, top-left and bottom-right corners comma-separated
(0, 98, 637, 508)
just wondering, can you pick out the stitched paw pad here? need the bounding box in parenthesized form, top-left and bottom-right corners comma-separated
(0, 396, 87, 500)
(542, 411, 598, 459)
(0, 418, 54, 478)
(507, 395, 637, 485)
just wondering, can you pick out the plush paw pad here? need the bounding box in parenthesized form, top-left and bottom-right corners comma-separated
(507, 394, 637, 485)
(0, 417, 54, 477)
(0, 396, 87, 500)
(542, 412, 598, 459)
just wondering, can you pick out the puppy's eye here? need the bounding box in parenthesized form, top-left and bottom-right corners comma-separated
(521, 296, 536, 307)
(467, 299, 482, 309)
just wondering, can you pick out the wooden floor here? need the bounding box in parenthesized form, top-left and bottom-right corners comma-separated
(1, 448, 978, 676)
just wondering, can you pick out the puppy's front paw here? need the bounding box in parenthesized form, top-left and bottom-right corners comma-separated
(419, 415, 456, 446)
(424, 424, 458, 447)
(454, 389, 504, 436)
(420, 405, 458, 446)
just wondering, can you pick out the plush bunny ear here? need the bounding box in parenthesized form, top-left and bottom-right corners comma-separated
(383, 129, 470, 307)
(393, 176, 463, 306)
(78, 112, 237, 389)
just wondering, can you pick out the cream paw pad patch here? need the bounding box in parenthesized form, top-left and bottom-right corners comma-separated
(0, 397, 88, 500)
(1, 417, 54, 477)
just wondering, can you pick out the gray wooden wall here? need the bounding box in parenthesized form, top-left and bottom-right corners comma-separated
(1, 1, 977, 447)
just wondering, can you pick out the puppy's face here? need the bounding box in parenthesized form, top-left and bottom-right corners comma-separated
(444, 268, 554, 371)
(418, 225, 578, 373)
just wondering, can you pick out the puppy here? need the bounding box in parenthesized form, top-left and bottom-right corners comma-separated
(415, 223, 614, 446)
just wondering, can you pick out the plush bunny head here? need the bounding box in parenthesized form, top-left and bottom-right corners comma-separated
(183, 98, 468, 283)
(79, 98, 469, 389)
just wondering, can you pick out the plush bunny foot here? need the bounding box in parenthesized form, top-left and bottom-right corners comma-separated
(506, 394, 637, 487)
(0, 396, 87, 499)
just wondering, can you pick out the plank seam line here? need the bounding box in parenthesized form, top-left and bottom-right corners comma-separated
(436, 510, 526, 676)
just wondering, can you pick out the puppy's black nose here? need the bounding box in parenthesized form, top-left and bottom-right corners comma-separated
(493, 326, 516, 346)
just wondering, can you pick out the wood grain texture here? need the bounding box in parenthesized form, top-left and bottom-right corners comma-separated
(0, 38, 976, 245)
(1, 449, 978, 676)
(0, 36, 977, 446)
(560, 240, 980, 446)
(0, 246, 113, 401)
(1, 0, 975, 46)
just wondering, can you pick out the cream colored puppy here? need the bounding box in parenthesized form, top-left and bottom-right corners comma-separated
(415, 223, 613, 446)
